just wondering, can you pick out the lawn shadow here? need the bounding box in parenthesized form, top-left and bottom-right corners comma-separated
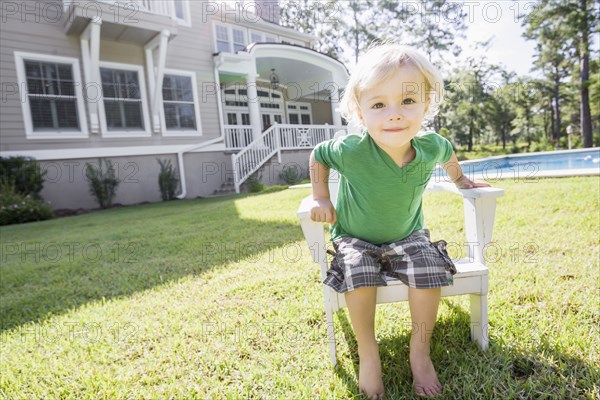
(331, 298, 598, 399)
(1, 192, 307, 332)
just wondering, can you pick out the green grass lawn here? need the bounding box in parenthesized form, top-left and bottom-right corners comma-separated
(1, 177, 598, 399)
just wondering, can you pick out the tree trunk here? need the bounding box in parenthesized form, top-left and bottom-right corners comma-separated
(549, 98, 555, 142)
(526, 107, 532, 149)
(468, 121, 473, 151)
(553, 71, 562, 148)
(579, 0, 593, 147)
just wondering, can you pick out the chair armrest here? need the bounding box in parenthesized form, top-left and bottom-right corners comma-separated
(426, 181, 505, 198)
(297, 195, 316, 221)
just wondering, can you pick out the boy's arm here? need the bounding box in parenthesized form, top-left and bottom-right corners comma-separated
(309, 151, 337, 224)
(442, 152, 491, 189)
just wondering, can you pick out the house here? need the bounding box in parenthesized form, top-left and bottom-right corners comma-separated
(0, 0, 349, 209)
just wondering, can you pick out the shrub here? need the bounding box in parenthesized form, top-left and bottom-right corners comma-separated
(279, 164, 305, 185)
(0, 156, 46, 198)
(157, 158, 179, 201)
(246, 171, 265, 193)
(85, 158, 120, 209)
(0, 181, 53, 225)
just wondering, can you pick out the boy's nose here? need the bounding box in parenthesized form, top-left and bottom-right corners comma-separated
(388, 109, 404, 120)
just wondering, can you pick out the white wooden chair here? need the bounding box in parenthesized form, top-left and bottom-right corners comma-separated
(297, 170, 504, 365)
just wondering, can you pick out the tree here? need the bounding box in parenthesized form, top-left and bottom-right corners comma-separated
(486, 69, 518, 150)
(379, 0, 467, 66)
(522, 0, 598, 148)
(279, 0, 345, 59)
(440, 60, 494, 151)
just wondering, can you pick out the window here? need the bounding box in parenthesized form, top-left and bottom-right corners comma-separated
(241, 113, 250, 125)
(287, 102, 312, 125)
(14, 52, 88, 138)
(161, 70, 202, 136)
(232, 28, 246, 52)
(99, 62, 150, 136)
(216, 25, 230, 53)
(250, 32, 262, 43)
(214, 23, 248, 53)
(227, 113, 237, 125)
(250, 31, 278, 44)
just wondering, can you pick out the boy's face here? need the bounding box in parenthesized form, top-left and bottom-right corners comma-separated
(357, 65, 430, 153)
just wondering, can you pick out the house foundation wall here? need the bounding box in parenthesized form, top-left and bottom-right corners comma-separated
(37, 149, 313, 210)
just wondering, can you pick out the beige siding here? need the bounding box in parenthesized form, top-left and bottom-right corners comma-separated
(0, 0, 221, 152)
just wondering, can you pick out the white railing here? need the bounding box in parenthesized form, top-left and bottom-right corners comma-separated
(230, 124, 348, 193)
(277, 124, 347, 149)
(95, 0, 174, 18)
(231, 126, 280, 193)
(224, 125, 254, 149)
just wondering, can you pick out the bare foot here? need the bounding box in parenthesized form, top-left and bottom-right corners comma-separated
(358, 346, 385, 399)
(410, 350, 443, 397)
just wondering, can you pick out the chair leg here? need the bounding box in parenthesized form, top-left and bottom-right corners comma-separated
(325, 305, 337, 366)
(469, 294, 489, 350)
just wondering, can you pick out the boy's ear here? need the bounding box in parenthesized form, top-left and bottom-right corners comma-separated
(357, 107, 365, 125)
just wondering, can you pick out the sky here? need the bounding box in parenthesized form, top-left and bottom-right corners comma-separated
(455, 1, 539, 77)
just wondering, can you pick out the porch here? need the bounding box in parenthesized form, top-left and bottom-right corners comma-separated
(229, 123, 348, 193)
(224, 123, 344, 150)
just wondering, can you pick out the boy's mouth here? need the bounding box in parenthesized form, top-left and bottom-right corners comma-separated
(383, 127, 407, 133)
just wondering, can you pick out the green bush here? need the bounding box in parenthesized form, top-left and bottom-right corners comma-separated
(0, 156, 46, 198)
(85, 158, 120, 209)
(530, 136, 555, 153)
(246, 171, 265, 193)
(279, 164, 305, 185)
(0, 181, 53, 225)
(157, 158, 179, 201)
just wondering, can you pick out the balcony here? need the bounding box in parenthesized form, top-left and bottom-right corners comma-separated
(63, 0, 178, 45)
(225, 124, 346, 151)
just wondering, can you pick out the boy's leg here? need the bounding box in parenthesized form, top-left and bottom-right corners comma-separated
(344, 287, 384, 400)
(408, 287, 443, 397)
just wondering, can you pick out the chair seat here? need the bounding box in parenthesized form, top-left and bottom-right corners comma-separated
(332, 259, 488, 309)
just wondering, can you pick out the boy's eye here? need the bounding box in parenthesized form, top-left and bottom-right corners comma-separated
(402, 98, 416, 105)
(371, 102, 385, 109)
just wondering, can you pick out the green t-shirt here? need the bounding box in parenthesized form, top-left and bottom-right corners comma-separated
(313, 131, 453, 245)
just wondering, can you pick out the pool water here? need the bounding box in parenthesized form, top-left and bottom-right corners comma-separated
(434, 148, 600, 180)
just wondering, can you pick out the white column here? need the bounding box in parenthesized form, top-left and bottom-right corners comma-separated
(144, 29, 170, 134)
(80, 17, 102, 134)
(330, 86, 342, 127)
(245, 72, 262, 141)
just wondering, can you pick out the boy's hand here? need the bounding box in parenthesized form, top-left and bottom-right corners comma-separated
(310, 198, 337, 224)
(453, 174, 491, 189)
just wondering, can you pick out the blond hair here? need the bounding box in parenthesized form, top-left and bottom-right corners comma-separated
(339, 43, 445, 127)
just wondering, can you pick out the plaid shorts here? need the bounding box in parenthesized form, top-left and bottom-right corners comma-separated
(323, 229, 457, 293)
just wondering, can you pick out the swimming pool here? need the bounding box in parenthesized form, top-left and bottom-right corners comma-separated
(434, 148, 600, 180)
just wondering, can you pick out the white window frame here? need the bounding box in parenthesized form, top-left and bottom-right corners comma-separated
(171, 0, 191, 27)
(287, 101, 312, 125)
(249, 30, 279, 44)
(160, 69, 202, 137)
(249, 30, 263, 44)
(98, 61, 151, 138)
(213, 23, 248, 53)
(14, 52, 89, 139)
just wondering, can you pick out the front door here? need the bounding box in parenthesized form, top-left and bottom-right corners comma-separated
(261, 113, 283, 131)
